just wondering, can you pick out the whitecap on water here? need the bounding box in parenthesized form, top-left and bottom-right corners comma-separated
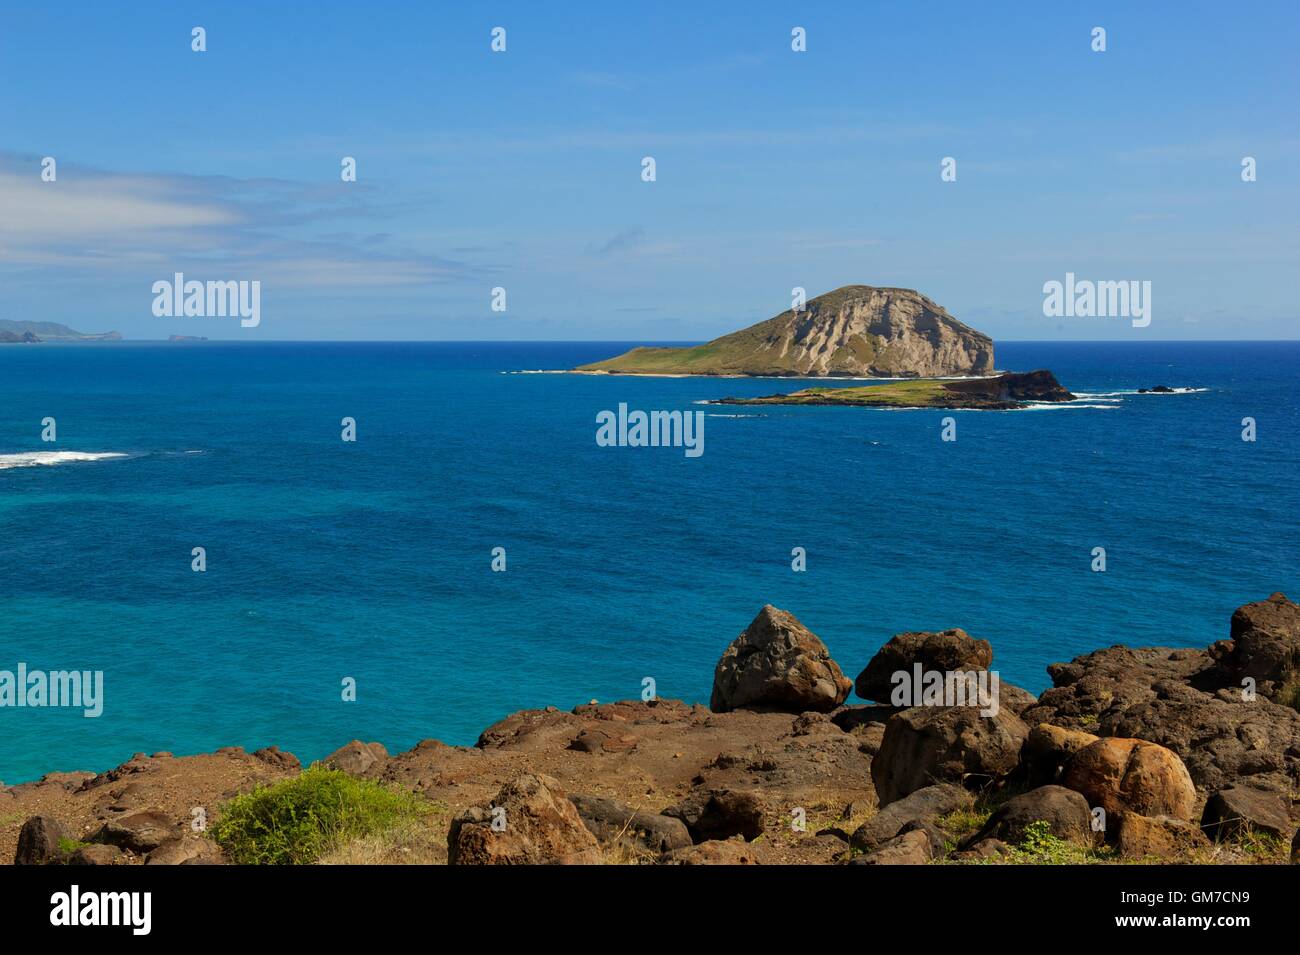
(0, 451, 130, 470)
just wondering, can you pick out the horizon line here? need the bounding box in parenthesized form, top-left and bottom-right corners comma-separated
(17, 338, 1300, 345)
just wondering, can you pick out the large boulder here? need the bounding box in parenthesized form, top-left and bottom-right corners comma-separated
(710, 605, 852, 713)
(1200, 786, 1293, 842)
(447, 773, 602, 865)
(14, 816, 65, 865)
(1208, 593, 1300, 702)
(1100, 682, 1300, 795)
(1060, 738, 1197, 820)
(569, 794, 691, 854)
(855, 629, 992, 703)
(963, 785, 1094, 847)
(871, 705, 1029, 805)
(850, 783, 974, 851)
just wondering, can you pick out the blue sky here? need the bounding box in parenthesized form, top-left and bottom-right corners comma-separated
(1, 1, 1296, 341)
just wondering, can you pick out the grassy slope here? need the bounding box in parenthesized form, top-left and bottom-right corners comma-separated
(734, 380, 953, 407)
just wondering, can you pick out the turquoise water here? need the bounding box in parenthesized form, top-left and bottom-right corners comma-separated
(0, 341, 1296, 783)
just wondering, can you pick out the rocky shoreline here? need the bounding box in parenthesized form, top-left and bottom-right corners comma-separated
(6, 595, 1299, 866)
(714, 370, 1077, 410)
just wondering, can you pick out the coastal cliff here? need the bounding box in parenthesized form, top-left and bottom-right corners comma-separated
(5, 594, 1298, 866)
(0, 320, 122, 342)
(577, 286, 996, 378)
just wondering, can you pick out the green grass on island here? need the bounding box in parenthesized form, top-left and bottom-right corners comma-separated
(722, 379, 957, 408)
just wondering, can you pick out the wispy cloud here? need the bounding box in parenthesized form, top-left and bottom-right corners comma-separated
(0, 153, 479, 288)
(586, 227, 647, 256)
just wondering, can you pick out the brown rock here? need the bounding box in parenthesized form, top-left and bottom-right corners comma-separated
(1022, 722, 1100, 786)
(447, 773, 601, 865)
(68, 844, 129, 865)
(663, 789, 765, 842)
(1201, 786, 1293, 842)
(710, 605, 852, 714)
(955, 837, 1010, 860)
(872, 705, 1029, 805)
(1209, 593, 1300, 701)
(569, 794, 691, 854)
(1113, 811, 1210, 859)
(1060, 738, 1196, 820)
(963, 785, 1095, 847)
(95, 810, 180, 853)
(146, 835, 225, 865)
(323, 740, 389, 777)
(663, 837, 762, 865)
(849, 828, 934, 865)
(14, 816, 65, 865)
(850, 783, 973, 851)
(252, 746, 301, 771)
(855, 629, 992, 703)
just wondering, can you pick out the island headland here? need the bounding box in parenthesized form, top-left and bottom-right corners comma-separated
(577, 285, 995, 378)
(0, 320, 122, 343)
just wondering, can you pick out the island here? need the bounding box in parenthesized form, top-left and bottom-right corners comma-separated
(577, 285, 995, 378)
(715, 369, 1076, 410)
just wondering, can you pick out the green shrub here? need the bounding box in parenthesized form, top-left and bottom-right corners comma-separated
(210, 765, 429, 864)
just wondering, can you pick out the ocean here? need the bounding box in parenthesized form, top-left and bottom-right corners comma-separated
(0, 340, 1296, 784)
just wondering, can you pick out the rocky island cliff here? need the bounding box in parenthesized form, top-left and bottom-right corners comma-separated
(6, 594, 1299, 866)
(577, 286, 996, 378)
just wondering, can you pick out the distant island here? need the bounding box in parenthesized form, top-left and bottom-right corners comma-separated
(169, 335, 208, 342)
(716, 370, 1077, 411)
(576, 286, 995, 378)
(0, 320, 122, 343)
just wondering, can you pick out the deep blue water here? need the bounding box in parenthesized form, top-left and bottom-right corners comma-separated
(0, 341, 1296, 783)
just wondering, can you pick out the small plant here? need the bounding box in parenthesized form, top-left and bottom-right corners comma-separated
(1007, 819, 1108, 865)
(210, 765, 431, 864)
(1274, 679, 1300, 714)
(1236, 829, 1286, 860)
(57, 837, 90, 855)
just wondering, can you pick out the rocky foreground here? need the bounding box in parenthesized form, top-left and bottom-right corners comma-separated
(6, 596, 1300, 866)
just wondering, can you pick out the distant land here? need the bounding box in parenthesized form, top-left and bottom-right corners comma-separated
(0, 320, 122, 342)
(577, 286, 995, 378)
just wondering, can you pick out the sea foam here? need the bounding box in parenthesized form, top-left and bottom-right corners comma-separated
(0, 451, 129, 470)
